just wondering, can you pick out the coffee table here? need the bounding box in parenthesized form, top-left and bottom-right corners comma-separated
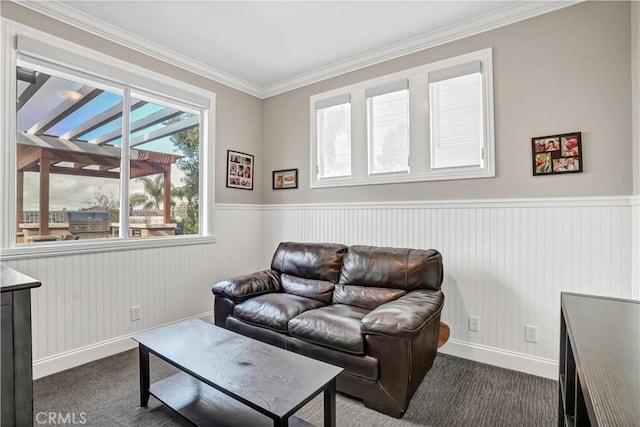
(132, 319, 343, 427)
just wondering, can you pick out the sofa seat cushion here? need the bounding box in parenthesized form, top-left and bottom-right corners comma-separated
(288, 304, 370, 355)
(234, 293, 324, 333)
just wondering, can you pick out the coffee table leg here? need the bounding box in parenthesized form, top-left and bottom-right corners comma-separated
(139, 345, 150, 407)
(323, 378, 336, 427)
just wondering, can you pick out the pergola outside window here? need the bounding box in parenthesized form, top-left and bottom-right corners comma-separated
(15, 67, 201, 244)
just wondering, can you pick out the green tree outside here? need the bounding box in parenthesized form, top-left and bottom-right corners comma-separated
(129, 175, 165, 210)
(167, 116, 199, 234)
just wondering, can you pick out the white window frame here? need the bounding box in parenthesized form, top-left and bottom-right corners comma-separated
(309, 48, 494, 188)
(0, 20, 216, 260)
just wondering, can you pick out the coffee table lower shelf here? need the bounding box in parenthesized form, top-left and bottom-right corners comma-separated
(150, 372, 314, 427)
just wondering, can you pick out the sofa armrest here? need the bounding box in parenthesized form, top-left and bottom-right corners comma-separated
(211, 270, 281, 303)
(360, 289, 444, 339)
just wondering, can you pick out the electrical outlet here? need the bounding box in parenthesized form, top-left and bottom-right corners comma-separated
(525, 325, 538, 343)
(469, 316, 480, 332)
(131, 305, 141, 321)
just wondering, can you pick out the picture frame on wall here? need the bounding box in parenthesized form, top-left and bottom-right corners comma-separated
(226, 150, 254, 190)
(272, 168, 298, 190)
(532, 132, 582, 176)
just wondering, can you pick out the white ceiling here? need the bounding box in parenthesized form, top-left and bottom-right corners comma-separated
(22, 1, 576, 98)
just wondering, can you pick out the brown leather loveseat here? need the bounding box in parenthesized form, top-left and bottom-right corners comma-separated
(212, 242, 444, 418)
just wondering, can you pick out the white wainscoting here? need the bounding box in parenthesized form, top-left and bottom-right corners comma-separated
(2, 199, 636, 380)
(632, 197, 640, 300)
(2, 204, 264, 379)
(262, 196, 634, 379)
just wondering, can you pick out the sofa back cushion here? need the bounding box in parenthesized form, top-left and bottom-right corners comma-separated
(281, 273, 335, 304)
(271, 242, 347, 283)
(339, 246, 443, 291)
(332, 284, 406, 310)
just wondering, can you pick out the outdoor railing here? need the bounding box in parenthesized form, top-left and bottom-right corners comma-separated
(22, 211, 67, 224)
(22, 210, 180, 225)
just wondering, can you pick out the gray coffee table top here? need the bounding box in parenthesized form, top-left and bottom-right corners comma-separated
(133, 318, 343, 419)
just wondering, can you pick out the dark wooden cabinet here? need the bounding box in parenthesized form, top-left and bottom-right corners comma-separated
(1, 265, 41, 427)
(559, 292, 640, 427)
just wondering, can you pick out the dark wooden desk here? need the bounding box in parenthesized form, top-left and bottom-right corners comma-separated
(1, 265, 41, 427)
(558, 292, 640, 427)
(133, 319, 343, 427)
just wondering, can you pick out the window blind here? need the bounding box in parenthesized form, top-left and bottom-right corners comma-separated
(314, 94, 351, 111)
(16, 35, 211, 110)
(366, 84, 409, 175)
(428, 61, 482, 84)
(316, 101, 351, 179)
(430, 72, 483, 169)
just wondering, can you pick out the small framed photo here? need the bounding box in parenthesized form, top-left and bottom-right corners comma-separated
(226, 150, 254, 190)
(272, 169, 298, 190)
(532, 132, 582, 176)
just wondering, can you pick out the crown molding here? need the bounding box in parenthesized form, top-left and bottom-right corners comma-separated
(11, 0, 264, 98)
(12, 0, 581, 99)
(261, 1, 582, 97)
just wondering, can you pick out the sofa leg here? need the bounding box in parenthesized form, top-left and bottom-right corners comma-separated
(363, 400, 406, 418)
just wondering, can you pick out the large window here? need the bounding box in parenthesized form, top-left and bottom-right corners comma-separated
(310, 48, 494, 188)
(1, 23, 215, 254)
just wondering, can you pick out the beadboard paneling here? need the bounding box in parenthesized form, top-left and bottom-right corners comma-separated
(262, 198, 633, 377)
(632, 201, 640, 300)
(2, 204, 263, 377)
(3, 199, 635, 379)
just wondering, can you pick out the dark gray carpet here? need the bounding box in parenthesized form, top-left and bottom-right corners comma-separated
(34, 350, 556, 426)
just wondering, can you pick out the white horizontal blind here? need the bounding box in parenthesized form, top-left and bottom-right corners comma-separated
(309, 48, 494, 188)
(16, 35, 211, 109)
(316, 98, 351, 179)
(366, 81, 409, 175)
(430, 72, 483, 169)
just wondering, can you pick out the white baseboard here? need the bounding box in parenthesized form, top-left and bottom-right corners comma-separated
(32, 312, 213, 380)
(438, 338, 558, 380)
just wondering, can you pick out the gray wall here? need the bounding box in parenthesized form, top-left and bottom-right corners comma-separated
(1, 2, 264, 205)
(633, 1, 640, 196)
(3, 2, 634, 205)
(263, 1, 632, 204)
